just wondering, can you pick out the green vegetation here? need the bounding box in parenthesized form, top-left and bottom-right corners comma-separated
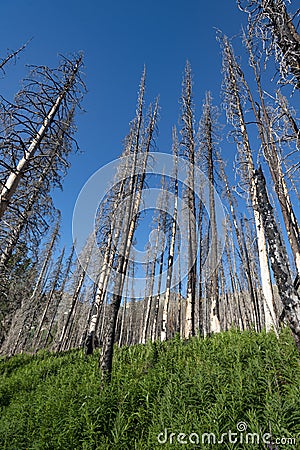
(0, 329, 299, 449)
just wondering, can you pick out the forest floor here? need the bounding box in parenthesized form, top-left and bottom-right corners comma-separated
(0, 328, 299, 449)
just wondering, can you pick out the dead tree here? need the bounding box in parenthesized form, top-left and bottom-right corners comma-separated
(56, 238, 94, 352)
(180, 61, 197, 339)
(44, 244, 75, 349)
(199, 92, 221, 333)
(0, 218, 60, 355)
(0, 54, 84, 219)
(85, 131, 138, 354)
(244, 35, 300, 277)
(254, 167, 300, 351)
(0, 108, 75, 270)
(85, 70, 147, 355)
(238, 0, 300, 89)
(33, 247, 65, 352)
(99, 96, 159, 383)
(0, 40, 29, 74)
(220, 34, 278, 333)
(161, 129, 179, 341)
(142, 187, 165, 344)
(148, 181, 168, 343)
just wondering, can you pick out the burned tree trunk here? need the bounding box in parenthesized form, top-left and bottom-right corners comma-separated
(180, 62, 197, 339)
(244, 36, 300, 277)
(100, 97, 158, 383)
(220, 35, 278, 332)
(254, 167, 300, 352)
(0, 55, 83, 219)
(200, 92, 221, 334)
(161, 131, 179, 342)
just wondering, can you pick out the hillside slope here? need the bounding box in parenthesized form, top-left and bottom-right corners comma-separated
(0, 329, 299, 449)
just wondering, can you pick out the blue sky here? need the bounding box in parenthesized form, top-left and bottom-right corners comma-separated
(0, 0, 248, 249)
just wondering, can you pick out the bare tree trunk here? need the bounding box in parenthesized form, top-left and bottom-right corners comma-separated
(150, 265, 159, 342)
(142, 259, 156, 344)
(240, 218, 262, 332)
(201, 92, 221, 334)
(224, 224, 244, 330)
(142, 181, 166, 344)
(197, 198, 204, 335)
(118, 292, 127, 347)
(100, 163, 146, 378)
(155, 237, 165, 341)
(57, 242, 93, 352)
(161, 129, 179, 341)
(0, 56, 82, 219)
(221, 35, 278, 333)
(100, 96, 158, 382)
(85, 167, 132, 353)
(244, 37, 300, 277)
(254, 167, 300, 351)
(31, 219, 60, 301)
(118, 263, 134, 347)
(44, 244, 75, 348)
(86, 72, 147, 355)
(0, 40, 29, 73)
(177, 230, 183, 337)
(34, 248, 65, 352)
(0, 110, 75, 269)
(181, 62, 197, 339)
(64, 299, 80, 351)
(220, 157, 261, 330)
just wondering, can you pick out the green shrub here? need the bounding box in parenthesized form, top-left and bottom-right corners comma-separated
(0, 328, 299, 449)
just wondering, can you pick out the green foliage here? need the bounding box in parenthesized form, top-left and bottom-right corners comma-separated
(0, 329, 299, 449)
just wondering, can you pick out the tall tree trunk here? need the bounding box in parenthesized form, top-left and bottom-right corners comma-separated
(142, 248, 158, 344)
(44, 244, 75, 348)
(201, 92, 221, 333)
(0, 56, 82, 219)
(31, 219, 60, 301)
(0, 111, 75, 269)
(100, 98, 158, 382)
(240, 218, 262, 332)
(142, 175, 167, 345)
(245, 37, 300, 277)
(221, 36, 278, 333)
(86, 72, 146, 355)
(254, 167, 300, 351)
(181, 62, 197, 339)
(57, 242, 93, 352)
(85, 159, 133, 353)
(161, 128, 179, 341)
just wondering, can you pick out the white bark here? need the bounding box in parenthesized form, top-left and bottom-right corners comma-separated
(222, 37, 278, 334)
(0, 57, 81, 219)
(245, 38, 300, 278)
(161, 137, 178, 341)
(253, 208, 278, 333)
(181, 62, 197, 339)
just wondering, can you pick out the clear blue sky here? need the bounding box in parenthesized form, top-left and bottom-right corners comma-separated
(0, 0, 247, 249)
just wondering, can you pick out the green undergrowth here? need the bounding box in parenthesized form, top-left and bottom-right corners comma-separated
(0, 328, 299, 449)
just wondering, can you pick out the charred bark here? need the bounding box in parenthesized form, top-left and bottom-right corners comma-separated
(254, 167, 300, 351)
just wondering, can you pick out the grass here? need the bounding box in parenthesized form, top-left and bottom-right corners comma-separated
(0, 328, 299, 449)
